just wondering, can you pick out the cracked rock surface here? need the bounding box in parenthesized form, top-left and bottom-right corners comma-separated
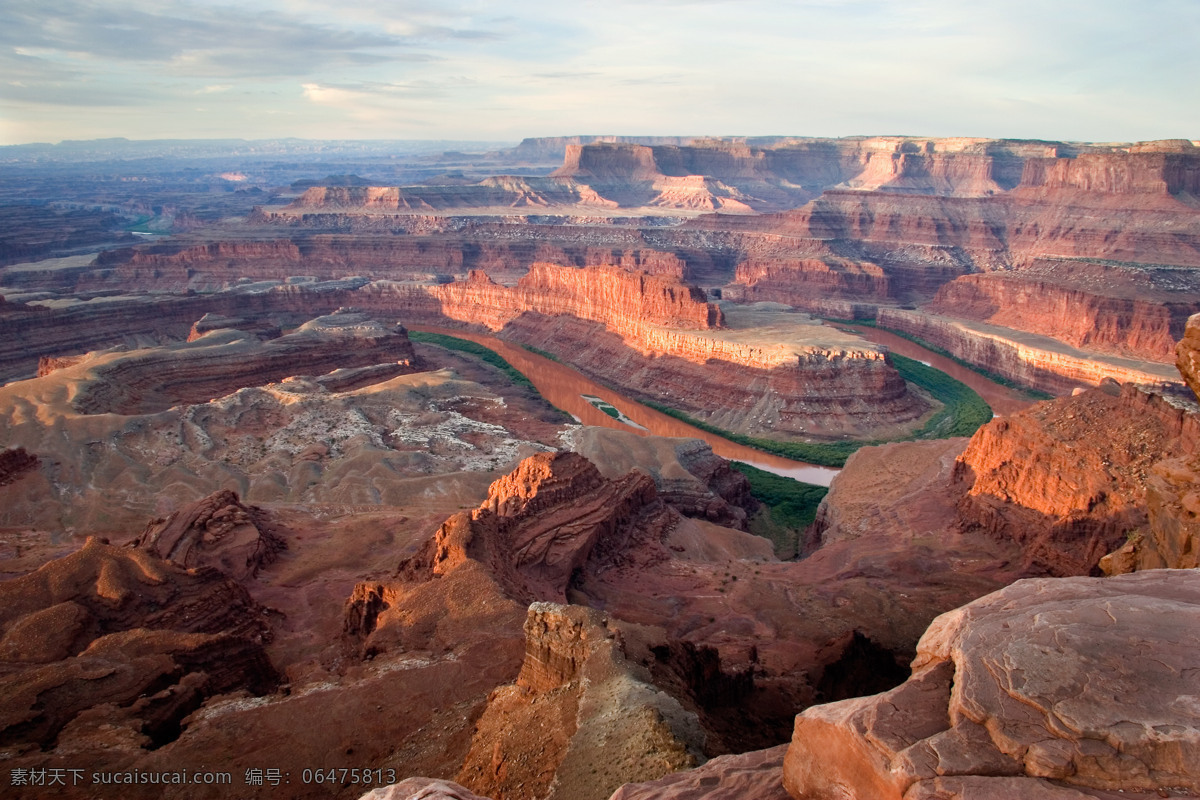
(783, 570, 1200, 799)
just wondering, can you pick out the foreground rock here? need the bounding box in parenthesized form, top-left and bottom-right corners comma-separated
(0, 538, 278, 751)
(457, 603, 704, 800)
(783, 570, 1200, 799)
(608, 745, 790, 800)
(360, 779, 493, 800)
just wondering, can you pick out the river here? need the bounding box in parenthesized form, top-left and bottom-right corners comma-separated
(411, 323, 1037, 487)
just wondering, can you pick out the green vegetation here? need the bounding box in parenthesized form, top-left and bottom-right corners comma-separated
(731, 461, 828, 559)
(409, 331, 572, 421)
(642, 354, 993, 468)
(520, 344, 562, 363)
(410, 331, 534, 388)
(890, 354, 993, 438)
(824, 317, 1053, 400)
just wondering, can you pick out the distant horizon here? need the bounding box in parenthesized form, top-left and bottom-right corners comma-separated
(3, 1, 1196, 148)
(5, 132, 1198, 150)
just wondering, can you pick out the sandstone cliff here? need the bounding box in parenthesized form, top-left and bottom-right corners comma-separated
(876, 308, 1181, 394)
(457, 603, 704, 800)
(926, 264, 1200, 363)
(953, 383, 1197, 576)
(783, 570, 1200, 799)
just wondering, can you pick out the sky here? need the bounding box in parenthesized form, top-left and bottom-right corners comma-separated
(1, 0, 1197, 146)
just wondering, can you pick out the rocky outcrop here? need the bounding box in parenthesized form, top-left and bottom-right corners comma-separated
(67, 309, 419, 414)
(0, 537, 278, 749)
(607, 745, 790, 800)
(430, 263, 723, 333)
(188, 311, 281, 341)
(457, 603, 704, 800)
(565, 429, 755, 529)
(953, 383, 1195, 576)
(1100, 451, 1200, 574)
(395, 451, 675, 605)
(0, 446, 37, 487)
(782, 570, 1200, 799)
(359, 779, 494, 800)
(876, 308, 1181, 394)
(733, 258, 892, 306)
(132, 490, 285, 581)
(1177, 311, 1200, 401)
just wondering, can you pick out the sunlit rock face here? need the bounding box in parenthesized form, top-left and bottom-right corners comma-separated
(784, 570, 1200, 800)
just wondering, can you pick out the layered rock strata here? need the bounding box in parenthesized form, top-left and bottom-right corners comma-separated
(926, 266, 1200, 363)
(457, 603, 704, 800)
(392, 451, 674, 605)
(953, 382, 1197, 576)
(876, 308, 1180, 395)
(782, 570, 1200, 799)
(132, 490, 285, 581)
(66, 309, 418, 415)
(0, 538, 278, 750)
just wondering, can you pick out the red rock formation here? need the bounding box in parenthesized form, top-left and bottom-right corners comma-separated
(607, 745, 791, 800)
(458, 603, 703, 800)
(0, 537, 278, 749)
(396, 451, 674, 605)
(187, 311, 281, 341)
(953, 383, 1194, 576)
(0, 446, 37, 487)
(358, 779, 494, 800)
(927, 266, 1200, 362)
(429, 263, 723, 333)
(132, 490, 285, 581)
(1177, 311, 1200, 401)
(876, 308, 1181, 394)
(68, 309, 419, 415)
(782, 570, 1200, 799)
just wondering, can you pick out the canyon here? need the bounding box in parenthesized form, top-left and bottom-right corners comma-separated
(2, 134, 1200, 800)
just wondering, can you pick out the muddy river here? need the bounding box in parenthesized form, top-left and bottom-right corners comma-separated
(412, 323, 1036, 487)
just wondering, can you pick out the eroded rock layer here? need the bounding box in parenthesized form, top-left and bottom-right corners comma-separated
(953, 382, 1198, 576)
(782, 570, 1200, 799)
(132, 490, 285, 581)
(66, 309, 418, 415)
(457, 603, 704, 800)
(0, 538, 278, 750)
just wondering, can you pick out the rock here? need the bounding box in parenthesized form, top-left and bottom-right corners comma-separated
(954, 385, 1193, 576)
(607, 745, 790, 800)
(876, 308, 1182, 395)
(563, 427, 754, 529)
(187, 311, 280, 341)
(0, 446, 37, 487)
(359, 778, 493, 800)
(927, 269, 1200, 363)
(393, 451, 675, 605)
(457, 603, 704, 800)
(1100, 451, 1200, 574)
(132, 489, 285, 580)
(782, 570, 1200, 799)
(68, 309, 420, 415)
(1177, 312, 1200, 401)
(0, 537, 278, 749)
